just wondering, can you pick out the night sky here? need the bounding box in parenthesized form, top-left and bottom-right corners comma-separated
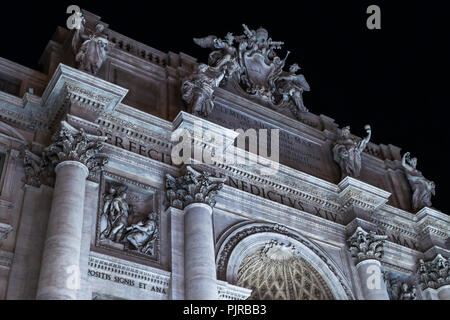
(2, 1, 449, 214)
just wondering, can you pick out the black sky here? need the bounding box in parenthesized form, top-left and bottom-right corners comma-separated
(2, 0, 449, 214)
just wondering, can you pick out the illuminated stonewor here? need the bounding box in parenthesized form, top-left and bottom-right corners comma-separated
(237, 241, 334, 300)
(0, 8, 448, 300)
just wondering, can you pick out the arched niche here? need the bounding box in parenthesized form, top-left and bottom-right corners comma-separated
(216, 222, 354, 300)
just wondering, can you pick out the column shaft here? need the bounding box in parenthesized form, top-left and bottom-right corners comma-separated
(356, 259, 389, 300)
(36, 161, 88, 300)
(184, 203, 218, 300)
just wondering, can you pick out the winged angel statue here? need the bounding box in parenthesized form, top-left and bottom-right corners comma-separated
(71, 12, 112, 75)
(183, 24, 311, 119)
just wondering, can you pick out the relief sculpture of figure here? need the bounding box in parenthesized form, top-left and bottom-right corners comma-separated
(72, 15, 111, 75)
(100, 185, 130, 242)
(181, 64, 226, 117)
(333, 125, 371, 179)
(122, 212, 158, 255)
(402, 152, 435, 211)
(275, 63, 311, 117)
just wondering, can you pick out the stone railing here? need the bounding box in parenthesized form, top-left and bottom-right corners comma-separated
(105, 30, 168, 68)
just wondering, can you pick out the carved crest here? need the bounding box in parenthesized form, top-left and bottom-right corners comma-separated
(190, 24, 310, 120)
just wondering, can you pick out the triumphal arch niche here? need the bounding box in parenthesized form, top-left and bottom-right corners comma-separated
(216, 222, 354, 300)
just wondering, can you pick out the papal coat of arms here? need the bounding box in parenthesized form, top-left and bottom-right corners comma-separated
(182, 24, 310, 120)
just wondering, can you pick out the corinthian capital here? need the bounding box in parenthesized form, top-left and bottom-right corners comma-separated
(165, 166, 226, 210)
(417, 254, 450, 290)
(43, 121, 108, 172)
(347, 227, 388, 263)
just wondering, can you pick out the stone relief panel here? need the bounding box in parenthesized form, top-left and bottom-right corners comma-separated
(96, 171, 160, 263)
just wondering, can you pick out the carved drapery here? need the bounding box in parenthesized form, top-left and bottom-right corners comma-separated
(165, 166, 226, 209)
(347, 227, 387, 263)
(99, 184, 159, 257)
(416, 254, 450, 290)
(332, 125, 371, 179)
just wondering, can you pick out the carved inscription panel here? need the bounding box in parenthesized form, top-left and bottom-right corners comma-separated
(206, 103, 338, 182)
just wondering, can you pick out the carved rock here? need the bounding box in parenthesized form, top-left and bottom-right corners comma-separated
(71, 14, 112, 75)
(165, 166, 226, 209)
(347, 226, 387, 263)
(181, 64, 226, 117)
(189, 24, 310, 119)
(43, 121, 107, 170)
(416, 254, 450, 290)
(385, 272, 417, 300)
(402, 152, 435, 211)
(333, 125, 371, 179)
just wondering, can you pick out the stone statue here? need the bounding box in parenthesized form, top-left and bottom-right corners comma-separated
(72, 14, 111, 75)
(398, 282, 417, 300)
(122, 212, 158, 255)
(347, 227, 387, 262)
(333, 125, 371, 179)
(166, 166, 226, 209)
(385, 274, 417, 300)
(275, 63, 310, 117)
(100, 185, 130, 242)
(190, 25, 311, 120)
(181, 64, 227, 117)
(401, 152, 435, 211)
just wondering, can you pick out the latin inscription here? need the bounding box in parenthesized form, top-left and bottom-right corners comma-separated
(87, 269, 167, 294)
(206, 103, 327, 179)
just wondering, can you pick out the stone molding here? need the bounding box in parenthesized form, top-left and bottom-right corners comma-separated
(338, 177, 390, 213)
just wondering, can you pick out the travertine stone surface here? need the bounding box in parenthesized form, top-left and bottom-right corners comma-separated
(36, 161, 88, 300)
(184, 203, 218, 300)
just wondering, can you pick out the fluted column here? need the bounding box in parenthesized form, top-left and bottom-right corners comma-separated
(348, 227, 390, 300)
(166, 166, 226, 300)
(35, 121, 107, 300)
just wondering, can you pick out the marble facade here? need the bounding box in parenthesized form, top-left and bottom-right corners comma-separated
(0, 10, 448, 300)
